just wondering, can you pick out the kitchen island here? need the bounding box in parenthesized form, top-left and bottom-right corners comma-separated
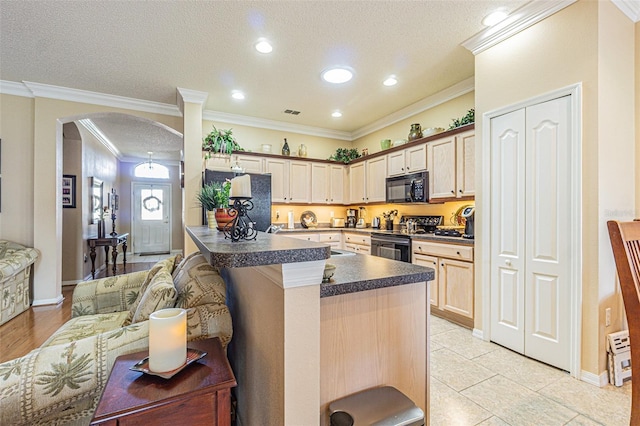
(187, 226, 434, 425)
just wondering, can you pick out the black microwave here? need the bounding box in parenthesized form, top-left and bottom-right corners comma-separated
(385, 172, 429, 203)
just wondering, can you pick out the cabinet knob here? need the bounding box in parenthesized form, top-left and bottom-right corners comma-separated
(456, 251, 461, 255)
(459, 189, 462, 193)
(451, 190, 455, 194)
(441, 263, 444, 267)
(402, 167, 404, 171)
(407, 166, 410, 170)
(433, 261, 437, 265)
(505, 259, 512, 266)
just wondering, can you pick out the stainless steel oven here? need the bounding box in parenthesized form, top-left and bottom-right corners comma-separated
(370, 233, 411, 263)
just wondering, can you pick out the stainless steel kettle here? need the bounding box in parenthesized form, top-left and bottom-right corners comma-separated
(372, 217, 381, 229)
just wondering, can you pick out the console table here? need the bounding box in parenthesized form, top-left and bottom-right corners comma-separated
(87, 233, 128, 279)
(91, 337, 236, 426)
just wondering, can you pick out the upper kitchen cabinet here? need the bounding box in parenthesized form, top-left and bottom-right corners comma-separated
(427, 128, 475, 201)
(455, 130, 475, 198)
(311, 163, 346, 204)
(387, 143, 427, 176)
(349, 156, 387, 204)
(204, 153, 264, 174)
(265, 158, 311, 203)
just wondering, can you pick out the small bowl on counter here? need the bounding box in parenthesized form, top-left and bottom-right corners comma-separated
(323, 263, 336, 283)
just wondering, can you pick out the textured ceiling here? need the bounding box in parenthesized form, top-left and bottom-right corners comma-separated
(1, 0, 528, 160)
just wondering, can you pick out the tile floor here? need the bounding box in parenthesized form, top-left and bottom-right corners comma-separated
(430, 315, 631, 425)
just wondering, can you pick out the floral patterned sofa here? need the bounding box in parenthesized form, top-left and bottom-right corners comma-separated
(0, 240, 39, 326)
(0, 252, 232, 426)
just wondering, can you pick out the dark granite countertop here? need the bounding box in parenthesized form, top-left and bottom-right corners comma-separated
(187, 226, 331, 268)
(321, 254, 434, 298)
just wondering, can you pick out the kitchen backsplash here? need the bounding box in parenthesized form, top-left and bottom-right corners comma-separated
(271, 200, 473, 228)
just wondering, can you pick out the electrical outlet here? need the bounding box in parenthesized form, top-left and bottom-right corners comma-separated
(276, 210, 280, 219)
(606, 307, 611, 327)
(83, 253, 88, 263)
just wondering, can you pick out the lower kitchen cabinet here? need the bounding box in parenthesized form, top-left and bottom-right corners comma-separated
(343, 232, 370, 254)
(413, 240, 473, 328)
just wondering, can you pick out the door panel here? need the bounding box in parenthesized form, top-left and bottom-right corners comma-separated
(132, 183, 171, 255)
(524, 96, 571, 371)
(490, 109, 526, 352)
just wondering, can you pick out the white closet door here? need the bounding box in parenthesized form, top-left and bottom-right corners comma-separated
(523, 96, 571, 371)
(490, 96, 572, 372)
(490, 109, 526, 353)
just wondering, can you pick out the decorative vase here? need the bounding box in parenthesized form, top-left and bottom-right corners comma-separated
(214, 208, 235, 231)
(408, 123, 423, 141)
(282, 138, 290, 156)
(206, 211, 217, 230)
(298, 144, 307, 158)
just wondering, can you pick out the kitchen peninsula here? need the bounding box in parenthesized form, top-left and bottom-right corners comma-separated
(187, 226, 434, 425)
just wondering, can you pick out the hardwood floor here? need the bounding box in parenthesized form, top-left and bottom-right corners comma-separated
(0, 262, 156, 364)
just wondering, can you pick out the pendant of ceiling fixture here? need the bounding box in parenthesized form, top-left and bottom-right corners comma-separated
(147, 151, 154, 169)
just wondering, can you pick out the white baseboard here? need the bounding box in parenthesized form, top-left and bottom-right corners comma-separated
(580, 369, 609, 387)
(472, 328, 484, 340)
(32, 294, 64, 306)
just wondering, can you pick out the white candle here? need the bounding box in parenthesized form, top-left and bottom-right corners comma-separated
(149, 308, 187, 372)
(230, 175, 251, 198)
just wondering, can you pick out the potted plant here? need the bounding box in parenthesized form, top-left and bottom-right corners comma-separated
(328, 148, 361, 164)
(202, 125, 244, 159)
(197, 180, 234, 230)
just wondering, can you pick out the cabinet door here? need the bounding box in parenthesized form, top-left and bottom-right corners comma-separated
(349, 162, 366, 204)
(440, 258, 474, 319)
(387, 151, 406, 176)
(265, 159, 288, 202)
(284, 232, 320, 242)
(289, 161, 311, 203)
(329, 165, 345, 204)
(414, 254, 439, 307)
(427, 136, 456, 199)
(366, 156, 387, 202)
(235, 154, 263, 174)
(455, 131, 475, 197)
(405, 143, 427, 173)
(311, 163, 329, 203)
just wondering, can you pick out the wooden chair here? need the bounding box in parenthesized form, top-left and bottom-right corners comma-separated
(607, 220, 640, 424)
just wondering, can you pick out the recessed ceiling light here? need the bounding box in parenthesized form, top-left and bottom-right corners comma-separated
(482, 9, 508, 26)
(332, 111, 342, 118)
(322, 67, 354, 84)
(232, 91, 245, 100)
(255, 38, 273, 54)
(383, 75, 398, 86)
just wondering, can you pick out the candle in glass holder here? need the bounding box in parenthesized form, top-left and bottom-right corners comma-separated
(230, 174, 251, 198)
(149, 308, 187, 372)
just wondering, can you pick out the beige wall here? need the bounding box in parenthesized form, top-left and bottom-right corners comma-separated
(0, 95, 35, 245)
(475, 0, 636, 378)
(353, 91, 475, 154)
(62, 135, 83, 283)
(202, 119, 350, 161)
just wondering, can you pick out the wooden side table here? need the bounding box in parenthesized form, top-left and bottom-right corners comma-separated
(91, 337, 236, 426)
(87, 233, 128, 279)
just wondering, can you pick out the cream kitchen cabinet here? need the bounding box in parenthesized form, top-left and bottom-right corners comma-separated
(387, 143, 427, 176)
(265, 158, 311, 203)
(412, 240, 474, 328)
(284, 232, 320, 242)
(311, 163, 345, 204)
(235, 154, 264, 174)
(348, 157, 387, 204)
(319, 232, 342, 248)
(343, 232, 371, 254)
(427, 129, 475, 200)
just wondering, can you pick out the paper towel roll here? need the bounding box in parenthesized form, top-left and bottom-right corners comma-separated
(288, 211, 295, 229)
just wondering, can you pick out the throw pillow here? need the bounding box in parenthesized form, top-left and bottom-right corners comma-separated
(122, 255, 179, 326)
(174, 254, 226, 309)
(131, 268, 177, 323)
(172, 251, 200, 280)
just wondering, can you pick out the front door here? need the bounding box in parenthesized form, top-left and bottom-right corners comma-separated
(132, 183, 171, 255)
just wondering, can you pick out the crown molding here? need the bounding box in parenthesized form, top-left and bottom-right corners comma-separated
(16, 81, 182, 117)
(77, 118, 122, 160)
(350, 77, 475, 141)
(176, 87, 208, 115)
(2, 79, 474, 142)
(462, 0, 577, 55)
(612, 0, 640, 22)
(0, 80, 34, 97)
(202, 109, 354, 141)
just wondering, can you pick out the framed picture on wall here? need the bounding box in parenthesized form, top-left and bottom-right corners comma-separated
(62, 174, 76, 208)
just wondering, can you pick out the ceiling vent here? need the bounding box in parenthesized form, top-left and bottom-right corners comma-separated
(283, 109, 301, 115)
